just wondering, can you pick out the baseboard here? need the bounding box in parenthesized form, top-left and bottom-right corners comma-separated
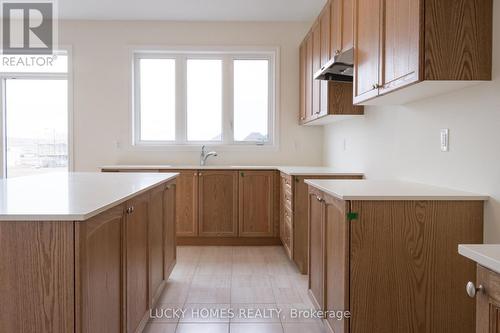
(177, 237, 282, 246)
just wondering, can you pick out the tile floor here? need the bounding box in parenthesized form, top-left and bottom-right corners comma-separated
(144, 246, 328, 333)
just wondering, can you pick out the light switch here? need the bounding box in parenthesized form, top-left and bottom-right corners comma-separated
(440, 129, 449, 152)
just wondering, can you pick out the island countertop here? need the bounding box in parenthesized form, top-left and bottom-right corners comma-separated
(0, 172, 178, 221)
(304, 179, 489, 201)
(459, 244, 500, 274)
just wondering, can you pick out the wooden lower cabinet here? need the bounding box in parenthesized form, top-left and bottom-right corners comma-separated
(171, 170, 198, 237)
(198, 171, 238, 237)
(477, 265, 500, 333)
(308, 186, 484, 333)
(239, 170, 277, 237)
(0, 179, 178, 333)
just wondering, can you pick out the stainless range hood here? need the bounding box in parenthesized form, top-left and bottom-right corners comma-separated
(314, 47, 354, 82)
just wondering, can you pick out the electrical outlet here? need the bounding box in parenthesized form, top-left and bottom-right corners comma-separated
(440, 129, 449, 152)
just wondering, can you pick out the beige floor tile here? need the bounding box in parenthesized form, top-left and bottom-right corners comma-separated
(181, 303, 232, 323)
(187, 274, 231, 303)
(231, 304, 281, 323)
(176, 323, 229, 333)
(143, 322, 177, 333)
(230, 323, 284, 333)
(282, 322, 328, 333)
(231, 275, 275, 303)
(158, 280, 190, 304)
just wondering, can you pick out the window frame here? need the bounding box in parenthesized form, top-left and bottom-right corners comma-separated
(0, 48, 73, 178)
(132, 47, 279, 150)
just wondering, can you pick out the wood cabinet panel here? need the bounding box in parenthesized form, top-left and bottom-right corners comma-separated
(199, 171, 238, 237)
(125, 194, 150, 333)
(353, 0, 381, 102)
(164, 181, 177, 277)
(324, 195, 349, 333)
(239, 171, 275, 237)
(342, 0, 354, 51)
(477, 266, 500, 333)
(320, 2, 332, 116)
(349, 200, 482, 333)
(149, 186, 164, 307)
(308, 190, 325, 309)
(305, 34, 313, 122)
(0, 222, 74, 333)
(299, 42, 307, 123)
(381, 0, 420, 93)
(170, 170, 198, 236)
(76, 206, 124, 333)
(330, 0, 342, 56)
(312, 22, 321, 118)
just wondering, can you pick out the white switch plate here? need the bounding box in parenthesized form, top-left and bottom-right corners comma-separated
(440, 129, 449, 152)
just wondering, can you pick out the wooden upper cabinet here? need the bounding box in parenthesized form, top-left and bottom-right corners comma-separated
(330, 0, 342, 56)
(125, 193, 149, 333)
(353, 0, 492, 105)
(198, 171, 238, 237)
(312, 22, 321, 118)
(319, 3, 331, 117)
(353, 0, 381, 103)
(305, 34, 314, 122)
(169, 170, 198, 236)
(380, 0, 420, 94)
(239, 171, 275, 237)
(341, 0, 354, 51)
(299, 41, 307, 124)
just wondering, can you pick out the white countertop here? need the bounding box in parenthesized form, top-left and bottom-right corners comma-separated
(0, 172, 178, 221)
(459, 245, 500, 274)
(101, 165, 364, 177)
(304, 179, 488, 201)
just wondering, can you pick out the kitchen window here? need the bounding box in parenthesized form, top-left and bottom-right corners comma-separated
(0, 51, 71, 178)
(133, 48, 277, 147)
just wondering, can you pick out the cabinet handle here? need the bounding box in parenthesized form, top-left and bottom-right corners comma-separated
(199, 172, 202, 176)
(466, 282, 484, 298)
(126, 206, 135, 215)
(335, 49, 341, 56)
(315, 196, 324, 203)
(240, 172, 245, 177)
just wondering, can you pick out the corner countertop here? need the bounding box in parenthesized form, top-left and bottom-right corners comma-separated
(100, 165, 364, 177)
(0, 172, 178, 221)
(304, 179, 489, 201)
(459, 245, 500, 274)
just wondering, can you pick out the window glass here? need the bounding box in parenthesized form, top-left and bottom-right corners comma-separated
(186, 59, 222, 142)
(233, 59, 269, 142)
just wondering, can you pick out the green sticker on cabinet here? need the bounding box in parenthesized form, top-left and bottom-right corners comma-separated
(347, 212, 359, 221)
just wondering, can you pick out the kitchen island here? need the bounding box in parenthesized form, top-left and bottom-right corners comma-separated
(0, 172, 178, 333)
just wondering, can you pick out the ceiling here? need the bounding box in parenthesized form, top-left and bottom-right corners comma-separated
(57, 0, 326, 21)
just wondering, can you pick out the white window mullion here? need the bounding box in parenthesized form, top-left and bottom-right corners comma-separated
(176, 56, 187, 144)
(222, 55, 233, 145)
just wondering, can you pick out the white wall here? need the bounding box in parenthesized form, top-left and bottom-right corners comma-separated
(59, 20, 323, 170)
(323, 1, 500, 243)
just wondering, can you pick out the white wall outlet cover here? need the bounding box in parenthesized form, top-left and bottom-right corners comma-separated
(440, 129, 449, 152)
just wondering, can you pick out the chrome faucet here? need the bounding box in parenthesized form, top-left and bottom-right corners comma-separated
(200, 145, 218, 166)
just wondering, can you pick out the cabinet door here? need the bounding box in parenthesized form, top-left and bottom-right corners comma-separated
(163, 181, 176, 278)
(299, 41, 307, 124)
(305, 34, 314, 122)
(330, 0, 342, 56)
(308, 190, 325, 309)
(353, 0, 381, 103)
(324, 195, 350, 333)
(199, 171, 238, 237)
(477, 266, 500, 333)
(312, 22, 321, 118)
(148, 186, 164, 307)
(341, 0, 354, 51)
(169, 170, 198, 236)
(239, 171, 275, 237)
(381, 0, 420, 94)
(320, 3, 331, 116)
(125, 194, 149, 333)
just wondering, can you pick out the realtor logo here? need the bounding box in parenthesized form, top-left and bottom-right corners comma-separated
(1, 0, 56, 54)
